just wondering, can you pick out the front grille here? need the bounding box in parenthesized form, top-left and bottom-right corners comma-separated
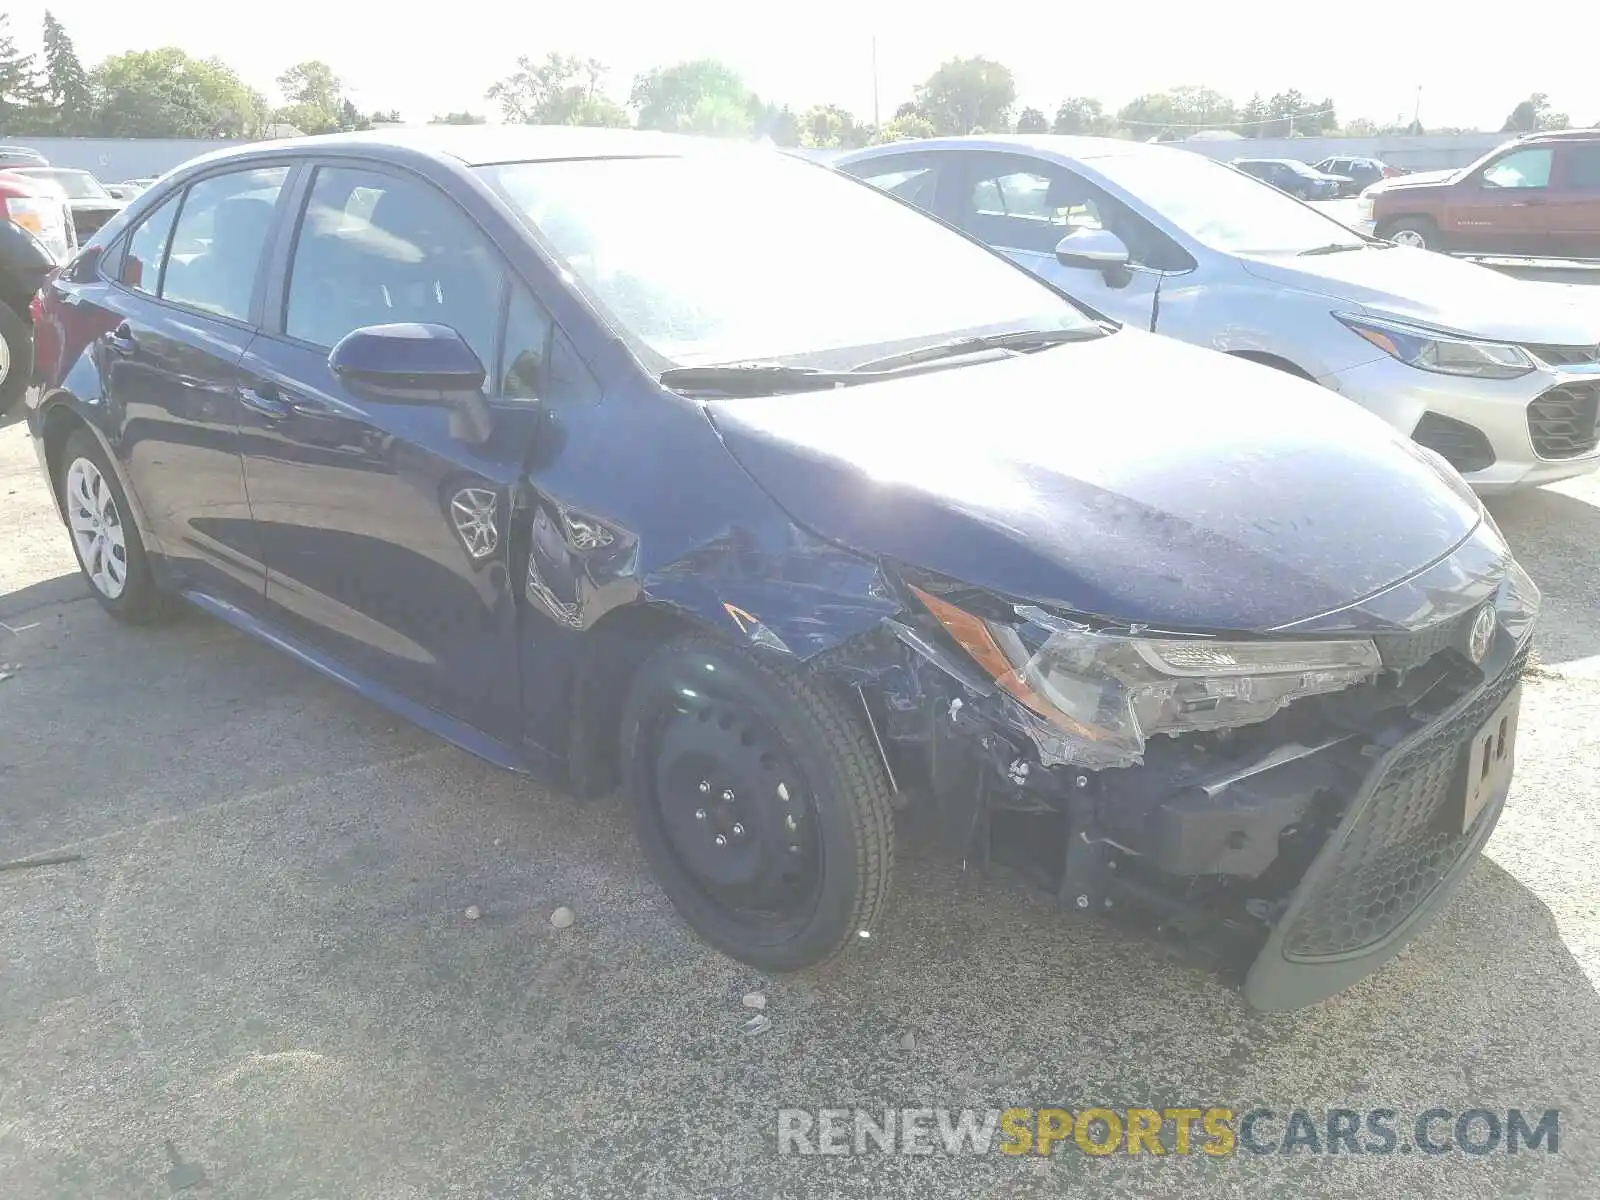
(1283, 649, 1525, 960)
(1411, 411, 1496, 474)
(1527, 383, 1600, 459)
(1372, 607, 1477, 672)
(1523, 343, 1600, 367)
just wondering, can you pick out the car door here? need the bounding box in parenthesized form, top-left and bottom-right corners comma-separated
(97, 164, 292, 607)
(235, 161, 551, 743)
(1445, 145, 1555, 254)
(1544, 143, 1600, 258)
(948, 151, 1171, 329)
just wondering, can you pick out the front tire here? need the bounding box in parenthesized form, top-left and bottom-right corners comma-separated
(1380, 216, 1439, 251)
(58, 429, 176, 623)
(621, 635, 894, 971)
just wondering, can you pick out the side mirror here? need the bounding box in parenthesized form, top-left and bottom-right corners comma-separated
(329, 323, 494, 443)
(1054, 226, 1131, 272)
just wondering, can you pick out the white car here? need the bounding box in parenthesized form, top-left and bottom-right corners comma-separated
(837, 136, 1600, 493)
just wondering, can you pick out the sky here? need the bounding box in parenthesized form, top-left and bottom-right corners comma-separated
(12, 1, 1600, 132)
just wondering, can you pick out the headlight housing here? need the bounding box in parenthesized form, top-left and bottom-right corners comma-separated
(1336, 312, 1535, 380)
(911, 587, 1382, 769)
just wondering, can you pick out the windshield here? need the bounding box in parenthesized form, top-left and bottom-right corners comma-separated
(20, 169, 110, 199)
(1090, 151, 1363, 254)
(478, 151, 1100, 369)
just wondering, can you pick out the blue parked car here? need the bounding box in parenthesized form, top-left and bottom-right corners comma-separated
(26, 128, 1539, 1009)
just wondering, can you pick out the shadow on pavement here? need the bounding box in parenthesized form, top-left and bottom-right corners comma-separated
(1486, 485, 1600, 669)
(0, 570, 87, 622)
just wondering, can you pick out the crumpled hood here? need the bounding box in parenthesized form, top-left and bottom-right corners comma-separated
(1239, 246, 1600, 344)
(707, 330, 1484, 632)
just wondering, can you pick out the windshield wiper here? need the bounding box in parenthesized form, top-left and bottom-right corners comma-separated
(848, 327, 1104, 373)
(658, 362, 860, 397)
(1299, 242, 1367, 256)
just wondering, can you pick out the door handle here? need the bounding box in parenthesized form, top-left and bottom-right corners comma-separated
(238, 384, 294, 420)
(105, 324, 136, 355)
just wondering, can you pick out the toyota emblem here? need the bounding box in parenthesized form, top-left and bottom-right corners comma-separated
(1468, 604, 1496, 664)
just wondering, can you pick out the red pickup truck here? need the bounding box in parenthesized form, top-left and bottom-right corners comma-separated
(1369, 129, 1600, 258)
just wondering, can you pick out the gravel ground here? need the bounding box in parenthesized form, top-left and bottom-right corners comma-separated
(2, 412, 1597, 1199)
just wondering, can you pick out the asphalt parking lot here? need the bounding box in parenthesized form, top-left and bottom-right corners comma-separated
(2, 405, 1598, 1196)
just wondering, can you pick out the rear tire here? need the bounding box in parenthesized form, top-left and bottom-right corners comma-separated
(621, 634, 894, 971)
(0, 300, 30, 416)
(1380, 216, 1439, 251)
(57, 429, 178, 624)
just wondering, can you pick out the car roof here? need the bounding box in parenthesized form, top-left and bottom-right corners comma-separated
(1514, 127, 1600, 142)
(836, 134, 1170, 167)
(173, 125, 723, 176)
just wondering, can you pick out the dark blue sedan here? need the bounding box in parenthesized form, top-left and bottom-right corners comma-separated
(26, 128, 1539, 1009)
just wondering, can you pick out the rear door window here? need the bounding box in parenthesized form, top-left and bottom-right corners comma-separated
(1562, 145, 1600, 190)
(846, 157, 944, 216)
(118, 193, 180, 294)
(160, 167, 290, 322)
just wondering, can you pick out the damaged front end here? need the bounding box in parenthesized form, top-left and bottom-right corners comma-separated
(817, 552, 1542, 1011)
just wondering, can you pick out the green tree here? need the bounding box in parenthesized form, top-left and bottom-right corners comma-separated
(871, 114, 936, 144)
(432, 110, 487, 125)
(914, 57, 1015, 135)
(748, 98, 801, 146)
(1259, 90, 1336, 137)
(91, 48, 266, 137)
(488, 54, 627, 127)
(799, 103, 862, 148)
(0, 15, 37, 128)
(275, 60, 344, 133)
(1502, 93, 1568, 132)
(630, 59, 750, 133)
(1051, 97, 1109, 135)
(1014, 106, 1047, 133)
(1236, 93, 1269, 136)
(37, 11, 90, 132)
(1118, 86, 1235, 137)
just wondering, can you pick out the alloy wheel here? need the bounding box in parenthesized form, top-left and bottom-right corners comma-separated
(65, 456, 129, 599)
(1389, 228, 1428, 249)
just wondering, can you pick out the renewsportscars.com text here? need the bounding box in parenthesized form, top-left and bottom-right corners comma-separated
(776, 1106, 1561, 1157)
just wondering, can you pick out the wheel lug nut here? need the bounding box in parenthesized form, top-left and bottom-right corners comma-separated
(721, 789, 735, 803)
(714, 834, 728, 847)
(785, 814, 798, 831)
(694, 808, 707, 821)
(731, 823, 745, 837)
(698, 780, 710, 794)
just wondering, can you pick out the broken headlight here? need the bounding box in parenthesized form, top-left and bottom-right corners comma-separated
(912, 586, 1382, 769)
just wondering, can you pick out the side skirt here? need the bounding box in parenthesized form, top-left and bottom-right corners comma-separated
(180, 590, 546, 777)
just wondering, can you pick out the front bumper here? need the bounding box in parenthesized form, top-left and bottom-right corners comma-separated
(1320, 355, 1600, 492)
(1242, 647, 1523, 1011)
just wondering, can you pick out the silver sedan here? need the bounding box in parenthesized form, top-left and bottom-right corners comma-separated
(836, 136, 1600, 493)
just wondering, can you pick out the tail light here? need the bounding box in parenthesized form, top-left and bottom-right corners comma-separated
(29, 288, 43, 323)
(1383, 166, 1402, 177)
(0, 192, 74, 263)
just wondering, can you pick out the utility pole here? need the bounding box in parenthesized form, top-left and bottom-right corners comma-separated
(872, 36, 880, 132)
(1413, 84, 1422, 129)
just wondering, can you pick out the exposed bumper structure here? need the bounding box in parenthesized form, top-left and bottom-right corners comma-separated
(1243, 654, 1522, 1011)
(834, 522, 1539, 1011)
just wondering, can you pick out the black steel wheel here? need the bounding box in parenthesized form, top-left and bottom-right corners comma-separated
(621, 634, 894, 970)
